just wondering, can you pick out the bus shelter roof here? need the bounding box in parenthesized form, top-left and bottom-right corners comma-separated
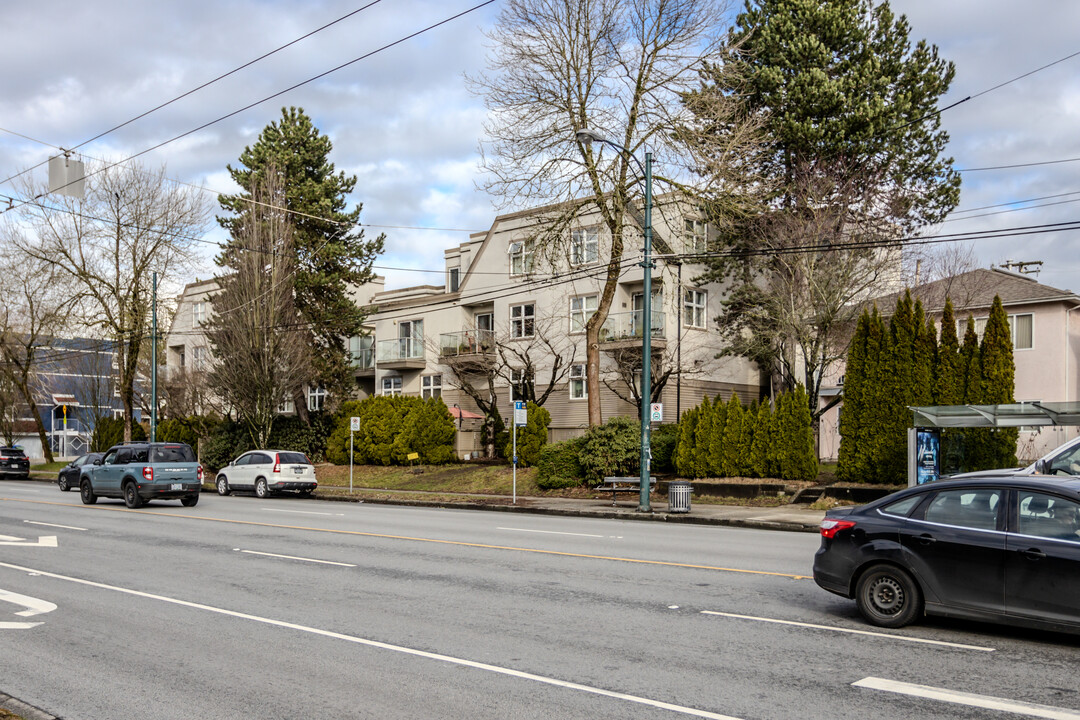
(910, 402, 1080, 428)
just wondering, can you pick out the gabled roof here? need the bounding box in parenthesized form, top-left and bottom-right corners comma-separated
(873, 268, 1080, 315)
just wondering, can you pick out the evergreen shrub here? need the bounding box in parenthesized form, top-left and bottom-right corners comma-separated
(578, 416, 640, 486)
(535, 437, 585, 489)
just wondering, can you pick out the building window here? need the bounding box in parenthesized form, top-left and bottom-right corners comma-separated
(449, 267, 460, 293)
(307, 386, 327, 412)
(966, 312, 1034, 351)
(112, 409, 124, 420)
(382, 376, 402, 397)
(193, 302, 207, 327)
(192, 346, 207, 370)
(509, 240, 535, 275)
(421, 375, 442, 399)
(683, 289, 707, 329)
(684, 219, 707, 254)
(571, 227, 599, 266)
(178, 348, 186, 368)
(476, 313, 494, 332)
(510, 368, 533, 402)
(510, 303, 535, 338)
(569, 364, 587, 399)
(278, 397, 294, 414)
(570, 295, 598, 333)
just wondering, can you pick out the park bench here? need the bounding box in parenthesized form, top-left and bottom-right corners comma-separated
(600, 476, 657, 506)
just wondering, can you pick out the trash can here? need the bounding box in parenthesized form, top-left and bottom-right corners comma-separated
(668, 481, 692, 513)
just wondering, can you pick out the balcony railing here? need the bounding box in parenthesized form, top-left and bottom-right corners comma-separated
(440, 329, 496, 357)
(350, 346, 375, 370)
(598, 310, 666, 343)
(377, 337, 425, 363)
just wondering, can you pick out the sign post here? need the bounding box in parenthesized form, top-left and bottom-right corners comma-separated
(350, 416, 360, 493)
(513, 401, 527, 504)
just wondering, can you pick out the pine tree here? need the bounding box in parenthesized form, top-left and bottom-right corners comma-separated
(692, 396, 715, 479)
(936, 298, 963, 472)
(217, 107, 385, 417)
(674, 406, 698, 478)
(750, 399, 772, 478)
(721, 395, 745, 477)
(837, 310, 871, 483)
(979, 296, 1018, 468)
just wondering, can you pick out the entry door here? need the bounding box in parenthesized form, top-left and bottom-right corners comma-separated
(1005, 490, 1080, 626)
(399, 320, 422, 358)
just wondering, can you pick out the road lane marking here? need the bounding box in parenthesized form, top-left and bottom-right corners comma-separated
(0, 560, 744, 720)
(262, 508, 345, 517)
(701, 611, 995, 652)
(0, 535, 57, 547)
(25, 521, 86, 531)
(854, 677, 1080, 719)
(0, 498, 811, 579)
(0, 588, 56, 629)
(236, 549, 356, 567)
(497, 527, 605, 538)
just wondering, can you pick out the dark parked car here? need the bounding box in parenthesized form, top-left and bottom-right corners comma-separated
(814, 476, 1080, 633)
(80, 442, 203, 508)
(57, 453, 103, 491)
(0, 447, 30, 479)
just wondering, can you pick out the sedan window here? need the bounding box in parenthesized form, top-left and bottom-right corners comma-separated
(1047, 445, 1080, 476)
(924, 489, 1001, 531)
(1017, 492, 1080, 541)
(881, 495, 923, 517)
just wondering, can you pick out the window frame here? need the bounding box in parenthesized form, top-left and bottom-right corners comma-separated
(381, 376, 403, 397)
(683, 289, 707, 329)
(192, 301, 207, 327)
(307, 386, 327, 412)
(684, 218, 707, 254)
(570, 227, 599, 266)
(509, 240, 536, 276)
(510, 303, 535, 339)
(961, 312, 1034, 351)
(569, 363, 587, 400)
(421, 374, 442, 399)
(569, 294, 598, 334)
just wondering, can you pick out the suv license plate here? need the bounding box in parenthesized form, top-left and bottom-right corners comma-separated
(171, 483, 183, 491)
(293, 467, 304, 474)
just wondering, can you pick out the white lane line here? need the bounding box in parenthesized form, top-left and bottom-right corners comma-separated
(261, 508, 344, 517)
(1, 560, 743, 720)
(700, 611, 995, 652)
(854, 677, 1080, 719)
(497, 527, 605, 538)
(25, 521, 87, 531)
(235, 550, 356, 567)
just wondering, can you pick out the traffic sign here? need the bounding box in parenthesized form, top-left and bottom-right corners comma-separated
(514, 401, 527, 427)
(350, 416, 360, 432)
(650, 403, 663, 423)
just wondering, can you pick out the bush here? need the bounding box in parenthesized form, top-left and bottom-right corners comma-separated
(268, 413, 334, 462)
(90, 417, 146, 452)
(579, 416, 640, 486)
(200, 420, 251, 472)
(535, 437, 585, 489)
(650, 423, 679, 474)
(327, 396, 456, 466)
(503, 402, 551, 467)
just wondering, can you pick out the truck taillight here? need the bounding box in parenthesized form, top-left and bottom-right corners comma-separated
(197, 465, 203, 482)
(273, 454, 281, 473)
(142, 466, 153, 482)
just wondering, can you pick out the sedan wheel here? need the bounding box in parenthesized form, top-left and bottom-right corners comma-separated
(216, 476, 231, 496)
(80, 480, 97, 505)
(255, 478, 270, 499)
(58, 476, 70, 492)
(856, 564, 922, 629)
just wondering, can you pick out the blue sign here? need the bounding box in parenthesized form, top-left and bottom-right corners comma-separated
(916, 428, 940, 484)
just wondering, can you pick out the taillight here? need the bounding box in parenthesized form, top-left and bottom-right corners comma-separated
(197, 465, 203, 482)
(820, 518, 856, 539)
(273, 454, 281, 473)
(142, 466, 153, 482)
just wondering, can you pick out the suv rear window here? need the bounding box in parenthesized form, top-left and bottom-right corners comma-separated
(278, 452, 310, 465)
(152, 445, 196, 463)
(1, 448, 26, 458)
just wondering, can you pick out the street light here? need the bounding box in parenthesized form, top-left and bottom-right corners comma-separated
(576, 128, 654, 512)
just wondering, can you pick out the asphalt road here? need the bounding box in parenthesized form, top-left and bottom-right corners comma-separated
(2, 480, 1080, 720)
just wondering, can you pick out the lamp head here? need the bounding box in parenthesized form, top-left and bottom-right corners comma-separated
(575, 128, 606, 145)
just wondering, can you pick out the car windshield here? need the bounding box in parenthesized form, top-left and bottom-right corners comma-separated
(152, 445, 195, 463)
(278, 452, 309, 465)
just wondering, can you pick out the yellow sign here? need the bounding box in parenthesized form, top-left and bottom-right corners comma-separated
(62, 405, 67, 419)
(407, 452, 419, 461)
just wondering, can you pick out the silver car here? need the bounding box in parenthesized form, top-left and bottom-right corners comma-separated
(215, 450, 317, 498)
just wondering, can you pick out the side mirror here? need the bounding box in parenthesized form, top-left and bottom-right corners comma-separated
(228, 460, 234, 467)
(94, 458, 104, 466)
(1035, 459, 1050, 475)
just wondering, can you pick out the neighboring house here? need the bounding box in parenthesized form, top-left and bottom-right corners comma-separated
(4, 337, 138, 460)
(818, 267, 1080, 463)
(169, 199, 767, 459)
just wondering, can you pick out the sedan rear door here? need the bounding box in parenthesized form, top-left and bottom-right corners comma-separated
(1004, 489, 1080, 627)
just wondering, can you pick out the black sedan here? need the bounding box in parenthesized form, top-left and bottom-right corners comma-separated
(57, 453, 103, 492)
(814, 475, 1080, 634)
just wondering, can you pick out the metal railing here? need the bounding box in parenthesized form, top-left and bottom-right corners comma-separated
(350, 346, 375, 369)
(598, 310, 665, 342)
(377, 337, 425, 363)
(439, 329, 496, 357)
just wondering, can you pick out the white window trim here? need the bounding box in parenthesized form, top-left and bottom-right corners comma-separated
(961, 312, 1034, 351)
(307, 386, 327, 412)
(569, 295, 598, 334)
(421, 374, 442, 399)
(569, 364, 587, 400)
(570, 227, 599, 266)
(684, 289, 707, 329)
(684, 218, 707, 254)
(510, 303, 535, 339)
(509, 240, 536, 276)
(382, 376, 403, 397)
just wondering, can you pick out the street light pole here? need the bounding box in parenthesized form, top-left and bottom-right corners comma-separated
(575, 129, 653, 512)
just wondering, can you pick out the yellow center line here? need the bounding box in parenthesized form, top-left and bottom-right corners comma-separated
(1, 497, 812, 580)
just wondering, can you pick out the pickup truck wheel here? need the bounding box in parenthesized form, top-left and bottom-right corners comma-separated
(255, 477, 270, 499)
(216, 476, 231, 496)
(181, 494, 199, 507)
(80, 480, 97, 505)
(123, 481, 143, 509)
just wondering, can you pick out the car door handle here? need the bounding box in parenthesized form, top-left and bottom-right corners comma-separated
(1020, 548, 1046, 560)
(916, 534, 937, 545)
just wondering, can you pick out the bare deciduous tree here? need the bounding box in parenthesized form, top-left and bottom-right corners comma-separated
(472, 0, 749, 426)
(205, 172, 311, 448)
(14, 161, 211, 442)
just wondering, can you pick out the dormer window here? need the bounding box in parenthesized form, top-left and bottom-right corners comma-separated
(449, 267, 460, 292)
(509, 240, 535, 275)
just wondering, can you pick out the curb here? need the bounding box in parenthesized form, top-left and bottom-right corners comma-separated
(0, 693, 59, 720)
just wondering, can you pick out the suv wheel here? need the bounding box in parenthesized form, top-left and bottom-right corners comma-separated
(80, 480, 97, 505)
(181, 494, 199, 507)
(255, 477, 270, 499)
(123, 481, 143, 509)
(216, 476, 231, 496)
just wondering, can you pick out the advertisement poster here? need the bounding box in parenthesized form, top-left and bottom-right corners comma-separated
(916, 428, 940, 485)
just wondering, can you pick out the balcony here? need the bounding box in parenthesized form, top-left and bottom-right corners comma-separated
(598, 311, 666, 351)
(440, 329, 496, 358)
(376, 337, 426, 370)
(350, 346, 375, 376)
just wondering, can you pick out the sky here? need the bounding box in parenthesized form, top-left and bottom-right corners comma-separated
(2, 0, 1079, 297)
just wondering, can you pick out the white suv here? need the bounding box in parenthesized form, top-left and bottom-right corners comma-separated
(215, 450, 317, 498)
